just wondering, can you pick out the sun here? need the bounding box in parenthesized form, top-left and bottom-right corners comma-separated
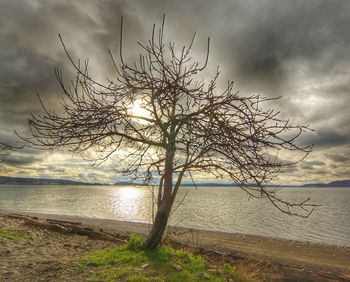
(131, 99, 150, 124)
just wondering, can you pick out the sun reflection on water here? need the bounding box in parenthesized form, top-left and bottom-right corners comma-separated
(108, 187, 151, 221)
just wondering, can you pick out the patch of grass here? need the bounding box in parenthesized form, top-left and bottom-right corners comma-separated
(127, 234, 144, 251)
(0, 229, 28, 240)
(78, 235, 255, 282)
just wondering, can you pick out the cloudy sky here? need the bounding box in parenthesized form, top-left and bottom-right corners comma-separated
(0, 0, 349, 184)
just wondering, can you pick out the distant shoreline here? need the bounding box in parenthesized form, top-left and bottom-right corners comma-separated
(1, 183, 350, 188)
(0, 176, 108, 186)
(1, 175, 350, 187)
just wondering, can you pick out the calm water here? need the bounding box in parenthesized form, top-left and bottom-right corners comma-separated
(0, 185, 349, 246)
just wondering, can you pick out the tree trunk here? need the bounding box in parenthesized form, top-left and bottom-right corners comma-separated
(141, 197, 173, 249)
(142, 146, 175, 250)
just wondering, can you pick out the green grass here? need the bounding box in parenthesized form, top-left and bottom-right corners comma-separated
(0, 229, 29, 240)
(78, 235, 255, 282)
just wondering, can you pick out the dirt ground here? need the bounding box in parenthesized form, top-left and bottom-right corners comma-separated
(0, 215, 349, 281)
(0, 217, 117, 281)
(176, 228, 350, 281)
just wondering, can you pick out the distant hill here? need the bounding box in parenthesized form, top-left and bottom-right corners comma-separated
(3, 176, 347, 187)
(302, 180, 350, 188)
(115, 180, 350, 188)
(114, 181, 297, 187)
(113, 181, 241, 187)
(0, 176, 108, 186)
(180, 182, 240, 187)
(114, 181, 141, 186)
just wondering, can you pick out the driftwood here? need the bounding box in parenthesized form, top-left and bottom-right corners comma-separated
(46, 218, 82, 226)
(279, 263, 350, 281)
(5, 214, 125, 244)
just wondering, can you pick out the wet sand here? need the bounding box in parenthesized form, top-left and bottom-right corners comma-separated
(1, 211, 349, 281)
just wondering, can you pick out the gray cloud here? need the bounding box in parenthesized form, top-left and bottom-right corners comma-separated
(301, 160, 325, 171)
(299, 129, 350, 148)
(0, 0, 350, 183)
(1, 155, 40, 166)
(325, 153, 349, 163)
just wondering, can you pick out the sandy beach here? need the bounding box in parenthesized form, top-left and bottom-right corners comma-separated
(1, 211, 349, 281)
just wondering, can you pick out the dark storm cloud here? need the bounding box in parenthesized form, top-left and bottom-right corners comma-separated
(0, 0, 350, 182)
(299, 129, 350, 148)
(135, 0, 350, 145)
(0, 144, 48, 167)
(0, 154, 41, 166)
(136, 1, 350, 90)
(0, 0, 143, 130)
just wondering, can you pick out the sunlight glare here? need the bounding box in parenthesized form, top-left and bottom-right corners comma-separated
(109, 188, 144, 219)
(131, 99, 150, 124)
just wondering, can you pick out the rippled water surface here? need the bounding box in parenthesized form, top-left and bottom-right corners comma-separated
(0, 185, 349, 246)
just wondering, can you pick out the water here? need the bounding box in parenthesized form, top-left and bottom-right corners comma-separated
(0, 185, 349, 246)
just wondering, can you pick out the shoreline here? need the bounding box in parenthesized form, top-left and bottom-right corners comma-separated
(1, 210, 349, 276)
(1, 209, 348, 248)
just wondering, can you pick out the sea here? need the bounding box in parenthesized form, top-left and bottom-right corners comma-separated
(0, 185, 349, 246)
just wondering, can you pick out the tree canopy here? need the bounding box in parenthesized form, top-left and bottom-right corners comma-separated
(22, 16, 316, 249)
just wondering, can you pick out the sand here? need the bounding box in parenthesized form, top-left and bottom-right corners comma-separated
(1, 210, 349, 281)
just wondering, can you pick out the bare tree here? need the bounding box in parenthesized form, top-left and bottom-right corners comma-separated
(21, 17, 317, 249)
